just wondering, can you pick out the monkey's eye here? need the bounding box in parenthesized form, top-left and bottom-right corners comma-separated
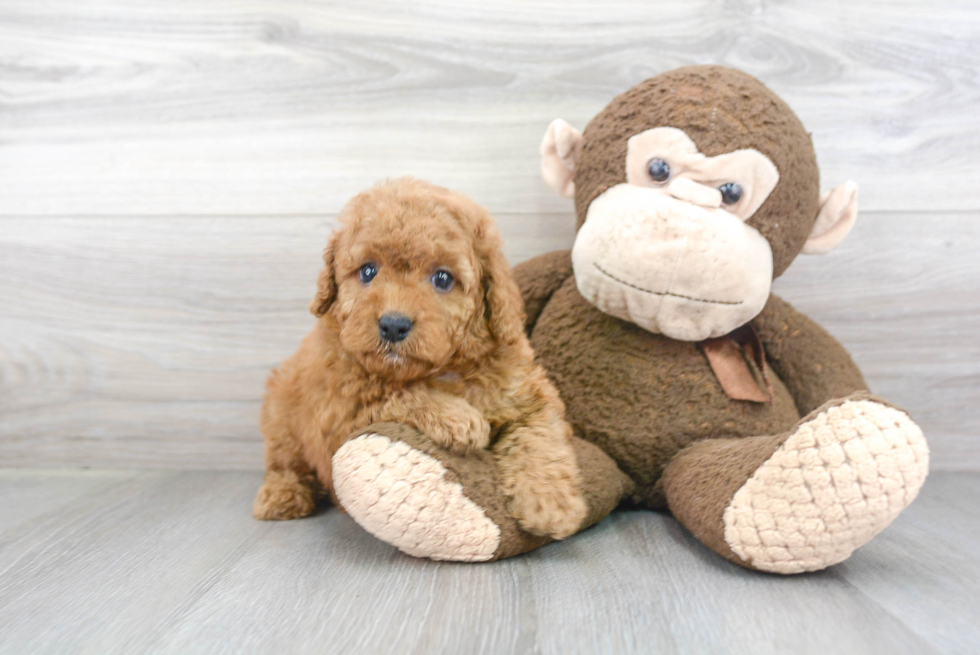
(647, 158, 671, 183)
(431, 269, 454, 292)
(358, 263, 378, 284)
(719, 182, 743, 205)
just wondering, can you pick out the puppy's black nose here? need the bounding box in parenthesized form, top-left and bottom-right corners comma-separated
(378, 313, 413, 343)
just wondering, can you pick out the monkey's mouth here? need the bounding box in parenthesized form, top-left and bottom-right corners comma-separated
(593, 263, 743, 306)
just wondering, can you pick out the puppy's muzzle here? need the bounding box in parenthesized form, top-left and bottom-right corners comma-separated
(378, 313, 413, 343)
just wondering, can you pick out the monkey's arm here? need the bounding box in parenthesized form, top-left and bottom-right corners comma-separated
(752, 293, 868, 416)
(512, 250, 574, 335)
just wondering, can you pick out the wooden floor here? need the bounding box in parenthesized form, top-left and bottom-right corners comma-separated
(2, 1, 979, 653)
(0, 469, 975, 655)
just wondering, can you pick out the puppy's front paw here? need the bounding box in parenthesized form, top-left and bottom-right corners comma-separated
(425, 399, 491, 453)
(507, 476, 588, 540)
(253, 471, 316, 520)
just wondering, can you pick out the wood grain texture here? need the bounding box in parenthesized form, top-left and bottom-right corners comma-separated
(0, 468, 137, 538)
(0, 0, 979, 216)
(1, 1, 978, 470)
(1, 3, 976, 651)
(0, 212, 575, 469)
(1, 469, 976, 654)
(2, 211, 976, 470)
(836, 473, 980, 654)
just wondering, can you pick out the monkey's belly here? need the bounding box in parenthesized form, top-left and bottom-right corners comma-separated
(530, 278, 801, 508)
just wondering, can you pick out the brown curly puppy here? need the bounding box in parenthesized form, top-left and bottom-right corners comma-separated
(253, 178, 587, 539)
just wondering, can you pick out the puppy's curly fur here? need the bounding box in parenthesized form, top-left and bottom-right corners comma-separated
(254, 178, 587, 539)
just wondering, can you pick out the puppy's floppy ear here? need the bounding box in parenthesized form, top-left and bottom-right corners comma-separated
(309, 232, 338, 317)
(476, 224, 526, 346)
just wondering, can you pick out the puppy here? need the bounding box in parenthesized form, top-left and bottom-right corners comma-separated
(253, 178, 587, 539)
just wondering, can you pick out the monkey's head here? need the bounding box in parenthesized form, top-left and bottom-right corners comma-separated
(541, 65, 858, 342)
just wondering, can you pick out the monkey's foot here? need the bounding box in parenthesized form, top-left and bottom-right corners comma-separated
(724, 397, 929, 573)
(664, 394, 929, 574)
(333, 432, 499, 561)
(332, 423, 557, 562)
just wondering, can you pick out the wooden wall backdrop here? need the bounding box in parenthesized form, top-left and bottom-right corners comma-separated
(1, 0, 978, 471)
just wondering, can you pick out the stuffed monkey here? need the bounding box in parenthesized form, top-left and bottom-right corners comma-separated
(331, 66, 928, 573)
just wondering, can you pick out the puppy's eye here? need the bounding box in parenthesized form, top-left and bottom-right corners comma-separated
(358, 263, 378, 284)
(647, 158, 671, 183)
(431, 270, 454, 292)
(719, 182, 743, 205)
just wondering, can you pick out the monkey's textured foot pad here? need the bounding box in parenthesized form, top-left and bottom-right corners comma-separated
(723, 399, 929, 574)
(332, 433, 501, 561)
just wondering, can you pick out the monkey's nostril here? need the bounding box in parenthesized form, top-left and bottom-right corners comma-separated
(378, 313, 413, 343)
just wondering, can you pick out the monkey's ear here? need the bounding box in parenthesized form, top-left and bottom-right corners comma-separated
(803, 181, 858, 255)
(540, 119, 583, 198)
(309, 233, 338, 317)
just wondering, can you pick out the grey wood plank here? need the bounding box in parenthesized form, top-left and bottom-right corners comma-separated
(0, 212, 572, 470)
(833, 473, 980, 655)
(0, 470, 153, 576)
(0, 471, 261, 655)
(155, 512, 941, 655)
(2, 211, 976, 470)
(150, 514, 539, 655)
(0, 468, 137, 541)
(523, 514, 940, 655)
(2, 470, 969, 655)
(773, 210, 980, 471)
(0, 0, 978, 216)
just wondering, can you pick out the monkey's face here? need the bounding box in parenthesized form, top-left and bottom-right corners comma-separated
(571, 127, 779, 341)
(540, 66, 859, 343)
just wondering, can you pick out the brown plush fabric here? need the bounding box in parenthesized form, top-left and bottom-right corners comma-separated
(524, 269, 802, 509)
(356, 422, 632, 561)
(512, 249, 575, 335)
(357, 422, 550, 560)
(753, 294, 869, 415)
(661, 390, 909, 569)
(504, 66, 925, 573)
(787, 390, 908, 430)
(572, 65, 820, 278)
(570, 436, 636, 530)
(662, 433, 788, 566)
(512, 249, 873, 513)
